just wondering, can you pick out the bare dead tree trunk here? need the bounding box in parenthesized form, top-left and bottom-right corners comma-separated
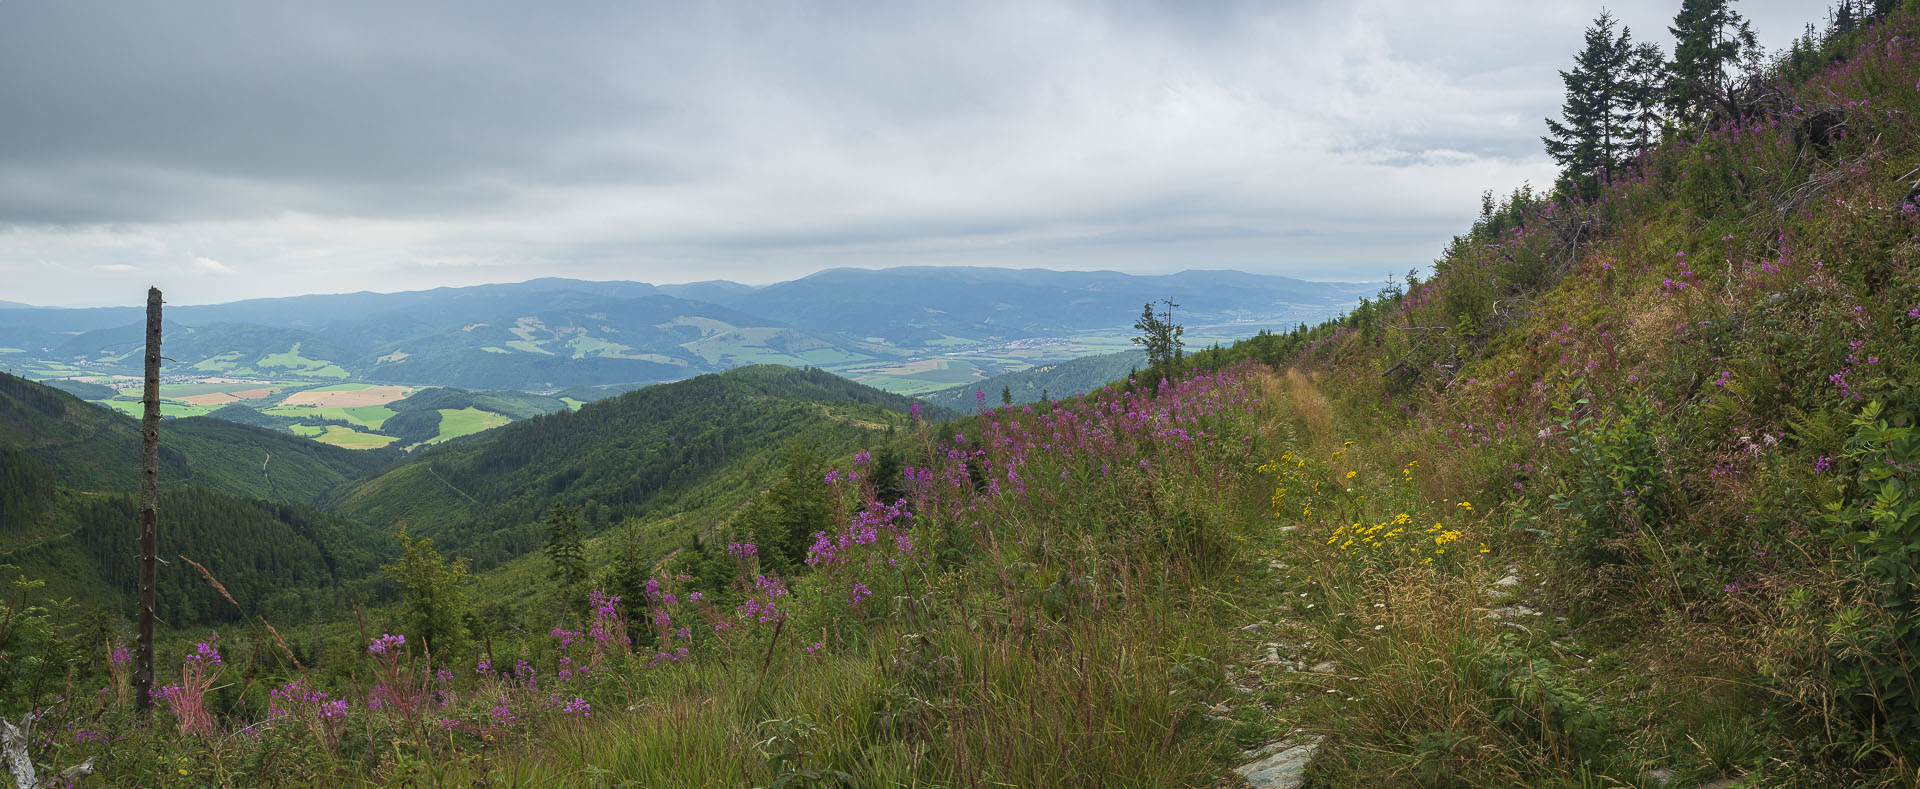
(2, 713, 96, 788)
(135, 287, 161, 716)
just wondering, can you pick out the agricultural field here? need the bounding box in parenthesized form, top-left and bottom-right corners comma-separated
(278, 383, 415, 408)
(96, 398, 213, 418)
(306, 424, 398, 449)
(425, 407, 510, 444)
(255, 343, 350, 379)
(839, 357, 1006, 395)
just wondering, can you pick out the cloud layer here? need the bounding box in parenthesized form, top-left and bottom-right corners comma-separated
(0, 0, 1819, 306)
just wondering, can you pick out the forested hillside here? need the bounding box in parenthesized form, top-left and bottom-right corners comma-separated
(332, 365, 945, 569)
(0, 371, 397, 504)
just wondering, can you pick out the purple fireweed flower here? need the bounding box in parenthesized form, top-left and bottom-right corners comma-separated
(187, 639, 223, 665)
(368, 633, 405, 655)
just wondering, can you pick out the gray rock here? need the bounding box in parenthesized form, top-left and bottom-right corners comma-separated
(1234, 736, 1322, 789)
(1492, 574, 1521, 588)
(1486, 603, 1540, 620)
(1308, 660, 1337, 674)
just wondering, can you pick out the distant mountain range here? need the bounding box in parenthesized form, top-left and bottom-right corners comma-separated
(0, 267, 1372, 390)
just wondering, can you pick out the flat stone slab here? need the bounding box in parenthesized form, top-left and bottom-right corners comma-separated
(1233, 736, 1322, 789)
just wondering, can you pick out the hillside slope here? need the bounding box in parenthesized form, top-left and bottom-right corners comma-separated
(0, 371, 396, 505)
(0, 373, 398, 630)
(1161, 9, 1920, 783)
(331, 365, 948, 569)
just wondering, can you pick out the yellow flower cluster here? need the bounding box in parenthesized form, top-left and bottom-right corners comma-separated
(1260, 448, 1484, 568)
(1327, 512, 1413, 551)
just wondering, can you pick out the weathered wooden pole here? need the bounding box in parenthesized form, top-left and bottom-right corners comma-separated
(135, 287, 161, 715)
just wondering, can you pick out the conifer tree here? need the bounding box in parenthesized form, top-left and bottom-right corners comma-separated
(542, 503, 587, 614)
(1623, 42, 1669, 156)
(1131, 300, 1184, 369)
(383, 528, 472, 657)
(1667, 0, 1758, 122)
(1543, 12, 1640, 197)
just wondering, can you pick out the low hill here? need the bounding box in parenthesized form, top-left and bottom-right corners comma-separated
(331, 365, 949, 569)
(0, 371, 398, 506)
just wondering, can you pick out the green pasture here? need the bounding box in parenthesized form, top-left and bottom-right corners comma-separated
(426, 407, 510, 444)
(256, 343, 350, 379)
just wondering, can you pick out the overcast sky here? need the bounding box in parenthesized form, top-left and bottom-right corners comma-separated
(0, 1, 1822, 306)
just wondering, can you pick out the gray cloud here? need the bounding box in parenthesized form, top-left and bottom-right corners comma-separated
(0, 0, 1823, 305)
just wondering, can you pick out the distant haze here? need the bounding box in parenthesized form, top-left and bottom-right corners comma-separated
(0, 0, 1817, 307)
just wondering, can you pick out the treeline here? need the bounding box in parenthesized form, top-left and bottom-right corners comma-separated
(1544, 0, 1907, 198)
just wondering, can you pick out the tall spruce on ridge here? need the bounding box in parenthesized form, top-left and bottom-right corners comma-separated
(1667, 0, 1759, 123)
(1544, 12, 1655, 198)
(1131, 300, 1185, 369)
